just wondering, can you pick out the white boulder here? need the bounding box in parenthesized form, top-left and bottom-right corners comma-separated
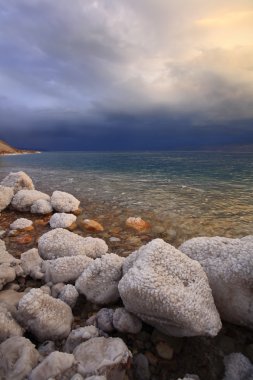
(1, 171, 34, 193)
(73, 337, 132, 379)
(17, 288, 73, 341)
(119, 239, 222, 337)
(11, 189, 50, 212)
(0, 303, 23, 343)
(20, 248, 44, 280)
(113, 307, 142, 334)
(180, 236, 253, 329)
(0, 185, 14, 211)
(38, 228, 108, 259)
(76, 253, 124, 304)
(64, 326, 100, 353)
(10, 218, 33, 230)
(42, 255, 93, 283)
(51, 190, 80, 213)
(49, 212, 77, 229)
(31, 199, 53, 214)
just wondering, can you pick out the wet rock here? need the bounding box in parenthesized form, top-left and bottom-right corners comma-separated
(109, 237, 121, 242)
(17, 288, 73, 341)
(0, 185, 14, 211)
(180, 236, 253, 329)
(126, 217, 150, 232)
(133, 353, 150, 380)
(59, 284, 79, 308)
(51, 190, 80, 213)
(113, 307, 142, 334)
(38, 340, 56, 356)
(96, 308, 114, 333)
(119, 239, 221, 337)
(0, 171, 34, 193)
(73, 337, 132, 379)
(76, 253, 124, 304)
(11, 189, 50, 212)
(156, 341, 174, 360)
(10, 217, 33, 230)
(20, 248, 44, 280)
(42, 255, 92, 283)
(31, 199, 53, 214)
(223, 353, 253, 380)
(80, 219, 104, 232)
(50, 212, 77, 229)
(38, 228, 108, 259)
(64, 326, 100, 353)
(15, 234, 33, 245)
(29, 351, 75, 380)
(0, 303, 23, 343)
(0, 336, 40, 380)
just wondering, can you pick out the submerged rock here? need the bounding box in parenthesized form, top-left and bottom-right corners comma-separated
(51, 190, 80, 213)
(49, 212, 77, 229)
(76, 253, 124, 304)
(126, 217, 150, 232)
(42, 255, 93, 283)
(10, 217, 33, 230)
(64, 326, 100, 353)
(38, 228, 108, 259)
(0, 336, 40, 380)
(180, 236, 253, 329)
(0, 171, 34, 193)
(17, 288, 73, 341)
(73, 337, 132, 379)
(11, 189, 50, 212)
(113, 307, 142, 334)
(223, 353, 253, 380)
(0, 186, 14, 211)
(31, 199, 53, 214)
(80, 219, 104, 232)
(0, 303, 23, 343)
(119, 239, 221, 337)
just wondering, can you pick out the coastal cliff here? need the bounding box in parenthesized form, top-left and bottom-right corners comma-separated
(0, 140, 39, 155)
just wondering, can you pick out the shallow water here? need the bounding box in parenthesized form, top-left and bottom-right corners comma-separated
(1, 151, 253, 244)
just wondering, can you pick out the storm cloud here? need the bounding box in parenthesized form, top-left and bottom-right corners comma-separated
(0, 0, 253, 149)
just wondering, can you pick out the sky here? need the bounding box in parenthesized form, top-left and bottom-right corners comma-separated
(0, 0, 253, 150)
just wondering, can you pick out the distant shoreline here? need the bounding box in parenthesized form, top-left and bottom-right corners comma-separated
(0, 151, 41, 156)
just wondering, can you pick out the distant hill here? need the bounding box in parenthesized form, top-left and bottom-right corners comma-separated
(0, 140, 38, 155)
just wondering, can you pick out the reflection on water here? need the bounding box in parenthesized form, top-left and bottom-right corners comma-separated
(1, 151, 253, 244)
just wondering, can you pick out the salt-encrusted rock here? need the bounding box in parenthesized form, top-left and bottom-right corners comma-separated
(85, 377, 106, 380)
(1, 171, 34, 193)
(51, 283, 65, 298)
(38, 340, 56, 356)
(31, 199, 53, 214)
(29, 351, 75, 380)
(76, 253, 124, 304)
(38, 228, 108, 259)
(11, 189, 50, 212)
(59, 284, 79, 308)
(113, 307, 142, 334)
(20, 248, 44, 280)
(0, 185, 14, 211)
(177, 376, 200, 380)
(96, 308, 114, 332)
(51, 190, 80, 213)
(73, 337, 132, 379)
(0, 303, 23, 343)
(64, 326, 100, 353)
(0, 290, 24, 309)
(10, 218, 33, 230)
(179, 236, 253, 329)
(119, 239, 221, 337)
(17, 288, 73, 341)
(40, 285, 51, 295)
(0, 336, 40, 380)
(42, 255, 93, 283)
(0, 265, 16, 290)
(71, 375, 84, 380)
(50, 212, 77, 229)
(0, 240, 23, 288)
(223, 353, 253, 380)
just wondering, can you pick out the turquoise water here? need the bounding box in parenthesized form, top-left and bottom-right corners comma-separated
(1, 151, 253, 239)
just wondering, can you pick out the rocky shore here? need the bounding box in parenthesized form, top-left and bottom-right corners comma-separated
(0, 171, 253, 380)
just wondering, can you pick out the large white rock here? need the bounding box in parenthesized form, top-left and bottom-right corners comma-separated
(0, 185, 14, 211)
(0, 336, 40, 380)
(10, 217, 33, 230)
(223, 353, 253, 380)
(0, 303, 24, 343)
(49, 212, 77, 229)
(119, 239, 222, 337)
(1, 171, 34, 193)
(42, 255, 92, 284)
(75, 253, 124, 304)
(51, 190, 80, 212)
(29, 351, 75, 380)
(17, 288, 73, 341)
(31, 199, 53, 214)
(73, 337, 132, 379)
(179, 236, 253, 329)
(11, 189, 50, 211)
(20, 248, 44, 280)
(38, 228, 108, 259)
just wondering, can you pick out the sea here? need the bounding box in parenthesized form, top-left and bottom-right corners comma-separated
(1, 151, 253, 245)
